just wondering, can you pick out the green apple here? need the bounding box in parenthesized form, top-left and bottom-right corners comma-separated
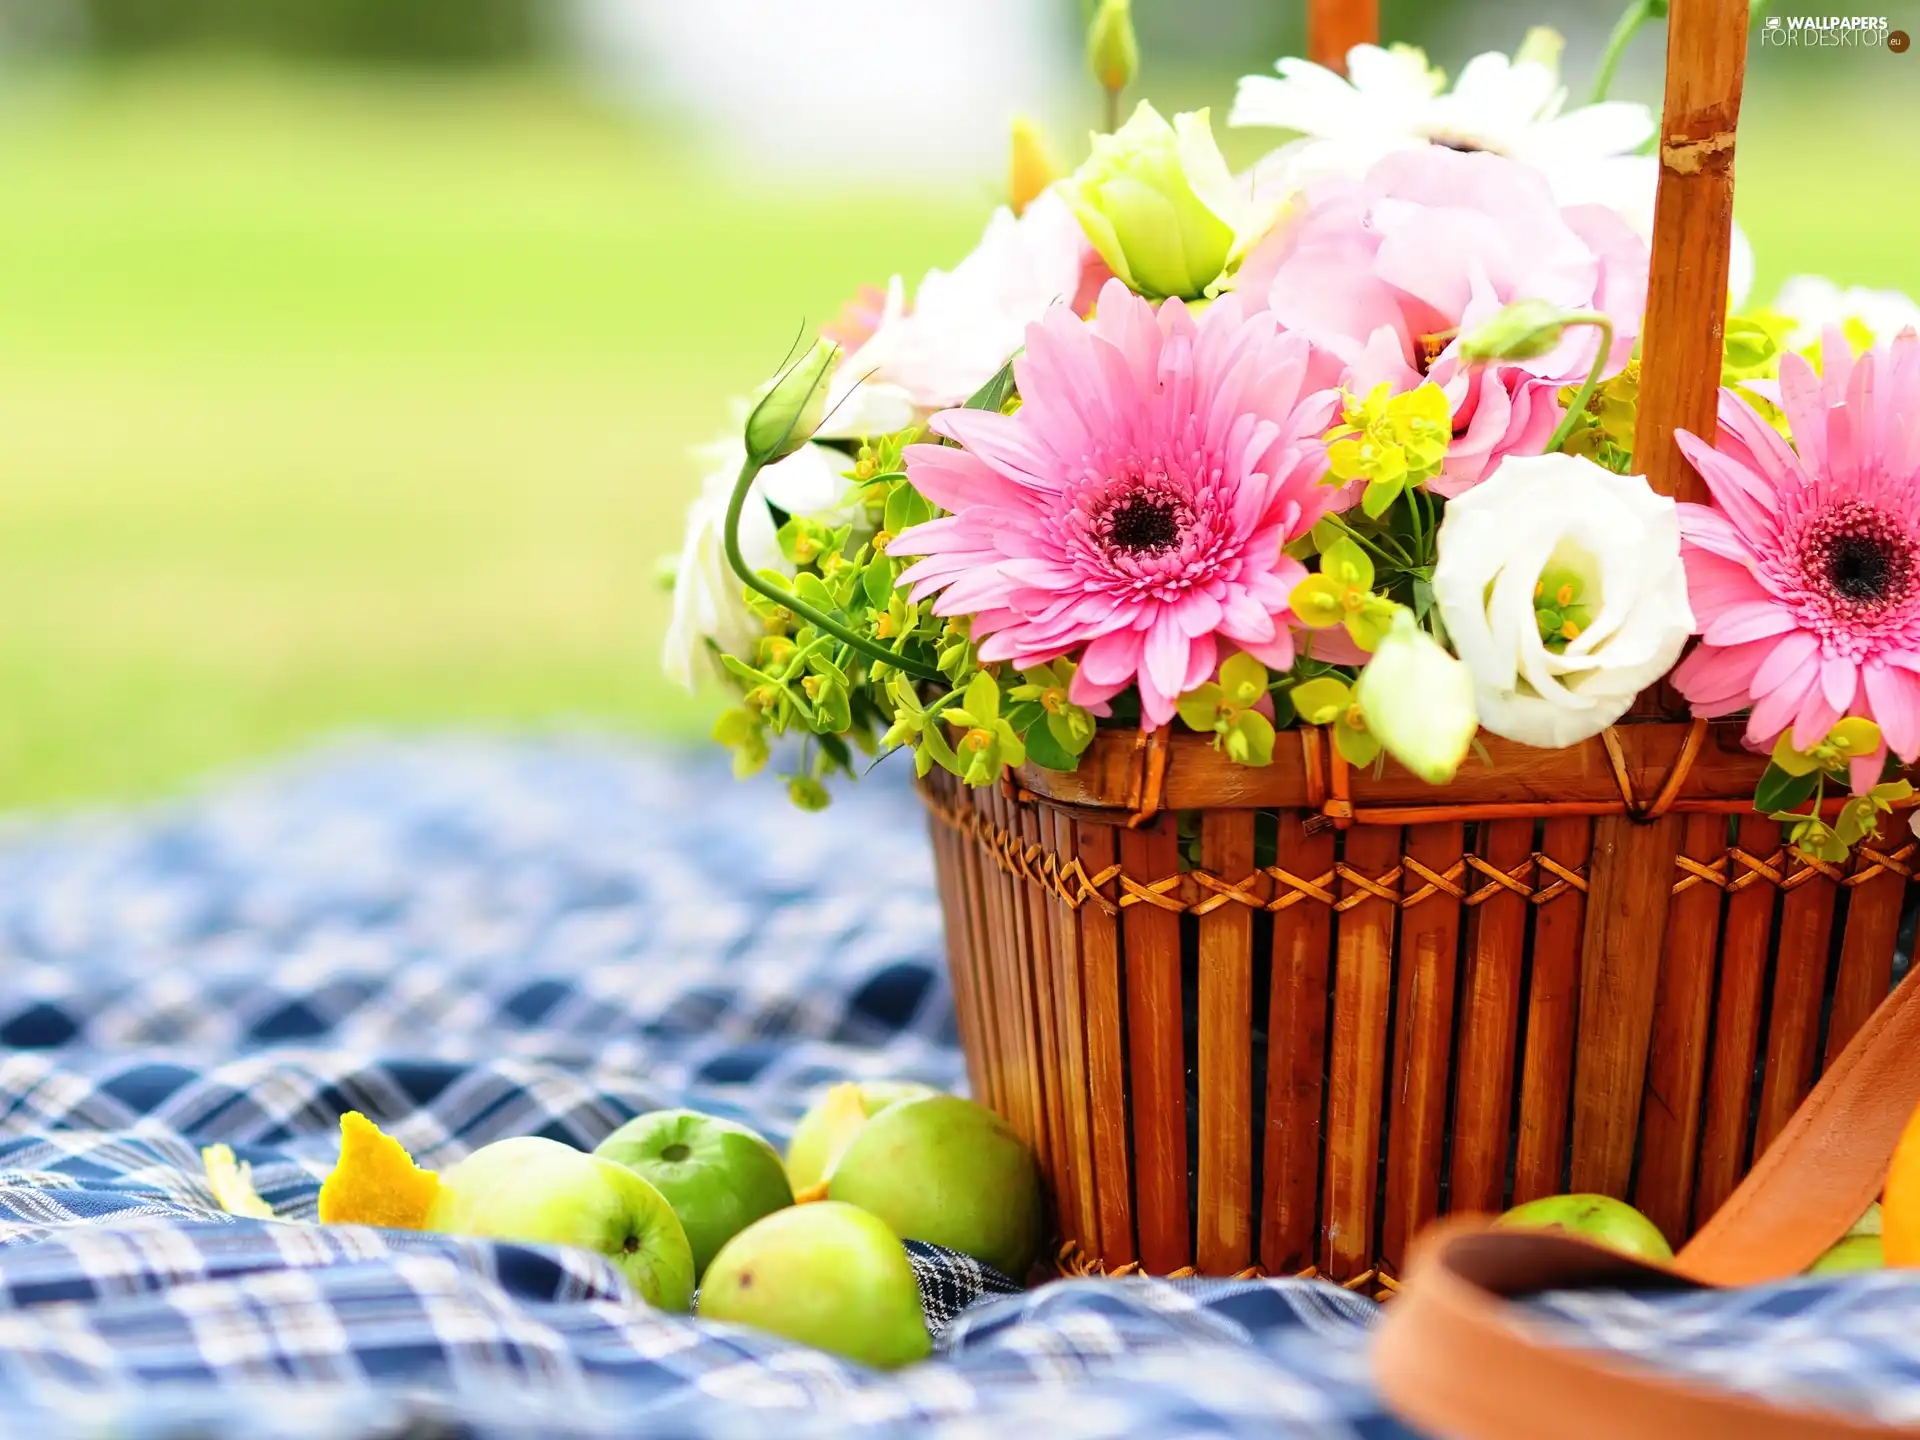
(826, 1093, 1043, 1279)
(698, 1201, 931, 1369)
(595, 1109, 793, 1279)
(1808, 1234, 1884, 1275)
(1848, 1201, 1884, 1238)
(426, 1136, 695, 1310)
(1496, 1193, 1674, 1263)
(785, 1080, 937, 1194)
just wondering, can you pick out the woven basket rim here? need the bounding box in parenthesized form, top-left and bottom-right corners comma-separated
(1006, 717, 1819, 823)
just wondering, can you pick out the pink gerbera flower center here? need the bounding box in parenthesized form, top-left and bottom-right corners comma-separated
(1061, 454, 1227, 595)
(1766, 497, 1920, 671)
(1790, 501, 1917, 624)
(1095, 480, 1192, 556)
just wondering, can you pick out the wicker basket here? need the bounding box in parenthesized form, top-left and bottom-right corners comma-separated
(922, 726, 1916, 1290)
(915, 0, 1920, 1292)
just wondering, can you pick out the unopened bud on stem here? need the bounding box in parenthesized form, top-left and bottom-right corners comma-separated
(1087, 0, 1138, 125)
(745, 337, 837, 466)
(1458, 299, 1571, 364)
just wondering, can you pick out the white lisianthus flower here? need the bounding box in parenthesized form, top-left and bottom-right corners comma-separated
(837, 188, 1092, 412)
(1431, 452, 1693, 749)
(1231, 35, 1754, 306)
(662, 437, 857, 691)
(1771, 275, 1920, 350)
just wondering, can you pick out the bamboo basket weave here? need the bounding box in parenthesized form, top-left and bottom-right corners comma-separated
(916, 0, 1920, 1292)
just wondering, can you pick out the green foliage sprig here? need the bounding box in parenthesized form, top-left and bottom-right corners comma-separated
(711, 364, 1096, 805)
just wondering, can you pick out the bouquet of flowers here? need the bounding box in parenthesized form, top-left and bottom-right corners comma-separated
(665, 0, 1920, 861)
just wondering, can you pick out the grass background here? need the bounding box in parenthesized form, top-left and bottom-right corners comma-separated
(0, 60, 1914, 807)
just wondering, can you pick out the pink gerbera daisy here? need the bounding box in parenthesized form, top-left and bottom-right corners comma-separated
(891, 278, 1340, 728)
(1673, 327, 1920, 780)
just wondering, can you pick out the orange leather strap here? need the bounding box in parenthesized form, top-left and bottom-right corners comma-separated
(1680, 963, 1920, 1286)
(1374, 966, 1920, 1439)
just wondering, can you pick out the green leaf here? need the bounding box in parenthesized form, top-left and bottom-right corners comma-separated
(1768, 731, 1821, 776)
(1219, 652, 1268, 706)
(1836, 800, 1877, 847)
(1225, 711, 1276, 767)
(1412, 577, 1435, 621)
(997, 729, 1026, 769)
(792, 572, 840, 615)
(1289, 573, 1347, 630)
(775, 516, 808, 566)
(963, 356, 1018, 412)
(1048, 707, 1095, 756)
(1333, 718, 1381, 768)
(1022, 715, 1081, 772)
(1360, 477, 1402, 520)
(731, 734, 770, 778)
(1753, 763, 1819, 816)
(816, 731, 852, 770)
(787, 775, 832, 811)
(1344, 601, 1397, 654)
(811, 682, 852, 734)
(963, 671, 1001, 725)
(886, 671, 925, 715)
(1827, 717, 1883, 757)
(1309, 517, 1345, 555)
(1291, 676, 1351, 726)
(718, 654, 770, 687)
(920, 723, 962, 776)
(807, 653, 849, 686)
(1005, 700, 1045, 736)
(1176, 683, 1224, 733)
(859, 558, 893, 609)
(1319, 536, 1375, 592)
(1267, 685, 1297, 730)
(711, 708, 759, 747)
(883, 483, 935, 537)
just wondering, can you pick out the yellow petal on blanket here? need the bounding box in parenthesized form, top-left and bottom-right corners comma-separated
(202, 1143, 277, 1220)
(316, 1111, 440, 1229)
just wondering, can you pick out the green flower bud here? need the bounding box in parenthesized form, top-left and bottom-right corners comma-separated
(1458, 299, 1570, 364)
(745, 337, 837, 466)
(1353, 611, 1478, 785)
(1059, 102, 1239, 301)
(787, 775, 831, 811)
(1513, 26, 1564, 72)
(1787, 816, 1847, 864)
(1086, 0, 1139, 96)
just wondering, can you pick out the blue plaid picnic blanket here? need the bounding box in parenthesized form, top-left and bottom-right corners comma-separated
(3, 737, 1919, 1438)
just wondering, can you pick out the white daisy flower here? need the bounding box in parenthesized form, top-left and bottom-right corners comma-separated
(1771, 275, 1920, 350)
(1231, 32, 1753, 305)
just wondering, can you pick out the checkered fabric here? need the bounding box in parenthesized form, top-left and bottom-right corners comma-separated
(2, 737, 1919, 1438)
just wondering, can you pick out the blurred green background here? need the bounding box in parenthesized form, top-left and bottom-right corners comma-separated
(0, 0, 1913, 806)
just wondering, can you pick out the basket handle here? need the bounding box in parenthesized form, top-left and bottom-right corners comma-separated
(1631, 0, 1748, 505)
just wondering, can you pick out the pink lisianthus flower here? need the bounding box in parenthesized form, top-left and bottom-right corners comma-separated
(891, 279, 1341, 728)
(1672, 327, 1920, 789)
(1236, 147, 1646, 496)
